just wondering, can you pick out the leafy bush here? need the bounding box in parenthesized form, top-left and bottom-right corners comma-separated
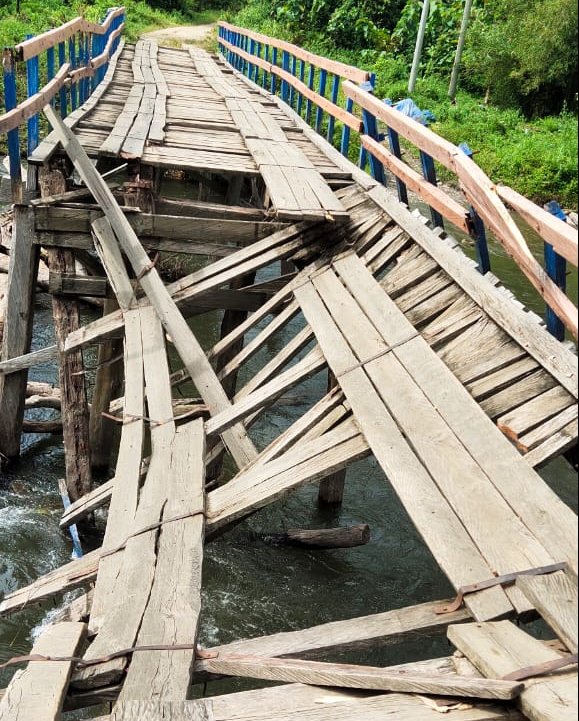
(463, 0, 579, 115)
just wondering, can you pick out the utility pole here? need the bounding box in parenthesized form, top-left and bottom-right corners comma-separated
(449, 0, 474, 100)
(408, 0, 430, 94)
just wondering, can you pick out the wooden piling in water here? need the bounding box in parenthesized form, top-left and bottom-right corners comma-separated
(41, 166, 92, 501)
(0, 205, 39, 462)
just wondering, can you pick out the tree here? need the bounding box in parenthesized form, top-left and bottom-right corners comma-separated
(464, 0, 578, 115)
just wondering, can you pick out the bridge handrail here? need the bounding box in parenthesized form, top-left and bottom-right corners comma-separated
(219, 22, 370, 85)
(1, 7, 125, 200)
(14, 8, 126, 62)
(220, 24, 578, 341)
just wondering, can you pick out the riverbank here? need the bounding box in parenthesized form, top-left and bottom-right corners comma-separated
(225, 3, 578, 209)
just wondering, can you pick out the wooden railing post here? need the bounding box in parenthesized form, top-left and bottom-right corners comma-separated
(290, 55, 297, 107)
(297, 60, 306, 114)
(544, 201, 568, 341)
(2, 49, 23, 203)
(460, 143, 491, 274)
(340, 97, 354, 157)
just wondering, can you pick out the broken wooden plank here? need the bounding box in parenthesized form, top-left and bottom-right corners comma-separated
(119, 419, 206, 700)
(449, 621, 578, 721)
(517, 571, 578, 653)
(0, 623, 85, 721)
(200, 654, 523, 700)
(44, 106, 257, 470)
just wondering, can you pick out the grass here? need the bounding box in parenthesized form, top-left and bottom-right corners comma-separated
(227, 4, 578, 209)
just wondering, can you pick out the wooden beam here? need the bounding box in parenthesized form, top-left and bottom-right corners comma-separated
(449, 621, 578, 721)
(199, 654, 523, 700)
(0, 623, 86, 721)
(0, 206, 39, 460)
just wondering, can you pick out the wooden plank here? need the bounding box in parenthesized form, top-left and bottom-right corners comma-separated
(517, 571, 578, 653)
(333, 254, 578, 576)
(206, 420, 370, 534)
(497, 386, 574, 441)
(449, 621, 578, 721)
(60, 479, 114, 529)
(200, 654, 522, 700)
(76, 307, 176, 688)
(0, 623, 86, 721)
(44, 106, 257, 470)
(119, 419, 206, 700)
(29, 40, 126, 164)
(315, 264, 552, 614)
(104, 685, 525, 721)
(64, 224, 311, 352)
(294, 279, 512, 622)
(248, 80, 576, 398)
(195, 598, 470, 671)
(524, 419, 579, 469)
(207, 348, 326, 437)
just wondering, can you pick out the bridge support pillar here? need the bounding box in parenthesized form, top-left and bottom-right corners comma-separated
(0, 205, 39, 464)
(42, 166, 92, 502)
(318, 371, 347, 507)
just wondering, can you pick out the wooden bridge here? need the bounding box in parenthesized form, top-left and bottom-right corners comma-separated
(0, 12, 578, 721)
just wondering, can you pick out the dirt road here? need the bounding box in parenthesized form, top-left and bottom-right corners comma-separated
(144, 24, 216, 47)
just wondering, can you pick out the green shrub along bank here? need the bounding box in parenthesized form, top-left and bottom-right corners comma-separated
(229, 0, 578, 208)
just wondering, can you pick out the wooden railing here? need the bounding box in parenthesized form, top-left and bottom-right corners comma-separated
(218, 22, 578, 341)
(1, 7, 126, 200)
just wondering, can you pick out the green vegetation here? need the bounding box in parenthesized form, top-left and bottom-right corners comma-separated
(0, 0, 222, 48)
(229, 0, 578, 207)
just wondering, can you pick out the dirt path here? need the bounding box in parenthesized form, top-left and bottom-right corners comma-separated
(143, 24, 216, 47)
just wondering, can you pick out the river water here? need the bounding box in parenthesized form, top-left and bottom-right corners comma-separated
(0, 186, 577, 711)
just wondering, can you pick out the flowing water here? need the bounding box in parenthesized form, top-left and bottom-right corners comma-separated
(0, 186, 577, 711)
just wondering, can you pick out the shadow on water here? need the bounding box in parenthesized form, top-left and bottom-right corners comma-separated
(0, 189, 577, 710)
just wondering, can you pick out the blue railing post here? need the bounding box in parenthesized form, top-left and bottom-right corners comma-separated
(91, 32, 101, 93)
(358, 73, 376, 171)
(271, 47, 278, 95)
(327, 74, 340, 145)
(297, 60, 306, 115)
(387, 126, 409, 205)
(340, 97, 354, 157)
(26, 35, 40, 156)
(544, 201, 568, 341)
(2, 49, 23, 201)
(58, 42, 68, 116)
(305, 65, 315, 124)
(289, 55, 297, 107)
(69, 37, 78, 111)
(419, 148, 445, 229)
(359, 80, 386, 185)
(262, 44, 270, 88)
(281, 50, 291, 103)
(256, 42, 262, 84)
(459, 143, 491, 274)
(248, 38, 256, 80)
(315, 69, 327, 133)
